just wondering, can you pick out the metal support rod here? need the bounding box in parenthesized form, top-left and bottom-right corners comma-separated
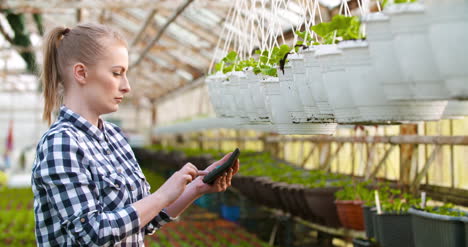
(131, 9, 158, 47)
(131, 0, 195, 68)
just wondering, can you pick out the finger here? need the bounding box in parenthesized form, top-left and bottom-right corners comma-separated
(223, 171, 230, 190)
(183, 174, 193, 184)
(197, 170, 209, 176)
(226, 168, 233, 186)
(232, 159, 240, 174)
(182, 165, 198, 180)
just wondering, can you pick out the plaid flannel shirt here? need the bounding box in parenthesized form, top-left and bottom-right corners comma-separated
(32, 105, 174, 246)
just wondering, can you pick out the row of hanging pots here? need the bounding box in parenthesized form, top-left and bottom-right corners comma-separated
(206, 2, 467, 135)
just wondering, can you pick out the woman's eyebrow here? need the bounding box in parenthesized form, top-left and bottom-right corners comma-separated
(112, 65, 126, 71)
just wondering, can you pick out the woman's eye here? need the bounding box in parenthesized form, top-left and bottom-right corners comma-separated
(113, 72, 121, 76)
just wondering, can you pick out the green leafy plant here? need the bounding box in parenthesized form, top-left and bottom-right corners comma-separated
(382, 0, 418, 8)
(417, 203, 467, 217)
(311, 15, 364, 44)
(214, 51, 239, 74)
(335, 181, 373, 201)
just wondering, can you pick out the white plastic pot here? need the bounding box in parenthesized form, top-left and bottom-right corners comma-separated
(278, 61, 311, 123)
(316, 44, 362, 124)
(363, 12, 448, 121)
(205, 73, 226, 118)
(246, 71, 271, 122)
(442, 101, 468, 119)
(261, 76, 336, 135)
(385, 3, 450, 100)
(302, 47, 335, 120)
(289, 53, 324, 122)
(426, 0, 468, 100)
(227, 71, 249, 119)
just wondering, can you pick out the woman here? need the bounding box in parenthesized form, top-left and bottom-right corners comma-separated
(31, 23, 239, 246)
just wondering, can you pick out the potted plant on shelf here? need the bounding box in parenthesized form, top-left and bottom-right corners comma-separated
(334, 181, 371, 230)
(409, 203, 467, 247)
(374, 189, 418, 247)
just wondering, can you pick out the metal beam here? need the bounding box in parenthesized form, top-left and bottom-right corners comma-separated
(130, 9, 157, 47)
(131, 0, 195, 68)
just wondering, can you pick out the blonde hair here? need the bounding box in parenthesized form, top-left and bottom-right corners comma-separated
(41, 23, 127, 125)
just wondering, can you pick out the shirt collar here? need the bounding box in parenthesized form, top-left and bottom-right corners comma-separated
(59, 105, 107, 142)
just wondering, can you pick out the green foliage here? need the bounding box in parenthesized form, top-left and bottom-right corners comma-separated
(295, 30, 320, 47)
(417, 203, 467, 217)
(2, 10, 37, 73)
(0, 171, 7, 188)
(311, 15, 364, 44)
(382, 0, 418, 8)
(214, 51, 239, 74)
(0, 187, 35, 245)
(32, 13, 44, 36)
(141, 168, 166, 193)
(335, 181, 373, 201)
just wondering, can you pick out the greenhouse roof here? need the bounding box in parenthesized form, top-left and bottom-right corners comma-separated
(0, 0, 340, 100)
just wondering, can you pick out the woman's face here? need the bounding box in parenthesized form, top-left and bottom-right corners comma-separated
(83, 39, 130, 115)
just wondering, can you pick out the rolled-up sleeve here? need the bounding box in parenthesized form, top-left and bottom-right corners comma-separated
(34, 132, 140, 246)
(145, 209, 176, 235)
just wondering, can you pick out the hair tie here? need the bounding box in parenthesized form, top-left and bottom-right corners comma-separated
(62, 28, 70, 36)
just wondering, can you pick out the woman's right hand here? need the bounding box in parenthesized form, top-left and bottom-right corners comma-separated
(155, 163, 205, 206)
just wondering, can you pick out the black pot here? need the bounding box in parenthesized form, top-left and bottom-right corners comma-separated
(376, 213, 414, 247)
(409, 208, 465, 247)
(353, 238, 375, 247)
(363, 205, 376, 239)
(303, 186, 342, 227)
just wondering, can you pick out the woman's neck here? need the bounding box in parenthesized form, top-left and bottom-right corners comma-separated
(63, 96, 100, 127)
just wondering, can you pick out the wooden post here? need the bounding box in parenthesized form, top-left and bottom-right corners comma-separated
(150, 99, 158, 145)
(400, 124, 418, 186)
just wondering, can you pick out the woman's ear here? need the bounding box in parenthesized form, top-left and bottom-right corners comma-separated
(73, 63, 88, 85)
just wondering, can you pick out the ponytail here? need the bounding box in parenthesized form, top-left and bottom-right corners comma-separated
(41, 26, 68, 125)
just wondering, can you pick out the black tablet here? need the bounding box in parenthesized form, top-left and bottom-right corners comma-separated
(202, 148, 240, 185)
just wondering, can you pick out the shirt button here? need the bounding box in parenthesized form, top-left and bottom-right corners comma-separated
(130, 185, 136, 191)
(117, 168, 122, 173)
(106, 150, 112, 155)
(115, 184, 120, 189)
(80, 218, 85, 223)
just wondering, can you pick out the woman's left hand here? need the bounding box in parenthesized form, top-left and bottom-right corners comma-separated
(192, 152, 240, 195)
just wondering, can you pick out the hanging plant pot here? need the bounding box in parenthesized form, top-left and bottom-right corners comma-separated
(385, 3, 450, 101)
(409, 208, 465, 247)
(375, 213, 415, 247)
(363, 12, 448, 122)
(426, 0, 468, 100)
(262, 76, 337, 135)
(289, 53, 331, 123)
(316, 44, 362, 124)
(335, 200, 365, 230)
(243, 68, 271, 124)
(278, 62, 309, 123)
(206, 73, 228, 118)
(303, 186, 342, 227)
(442, 101, 468, 119)
(226, 71, 249, 119)
(302, 47, 335, 120)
